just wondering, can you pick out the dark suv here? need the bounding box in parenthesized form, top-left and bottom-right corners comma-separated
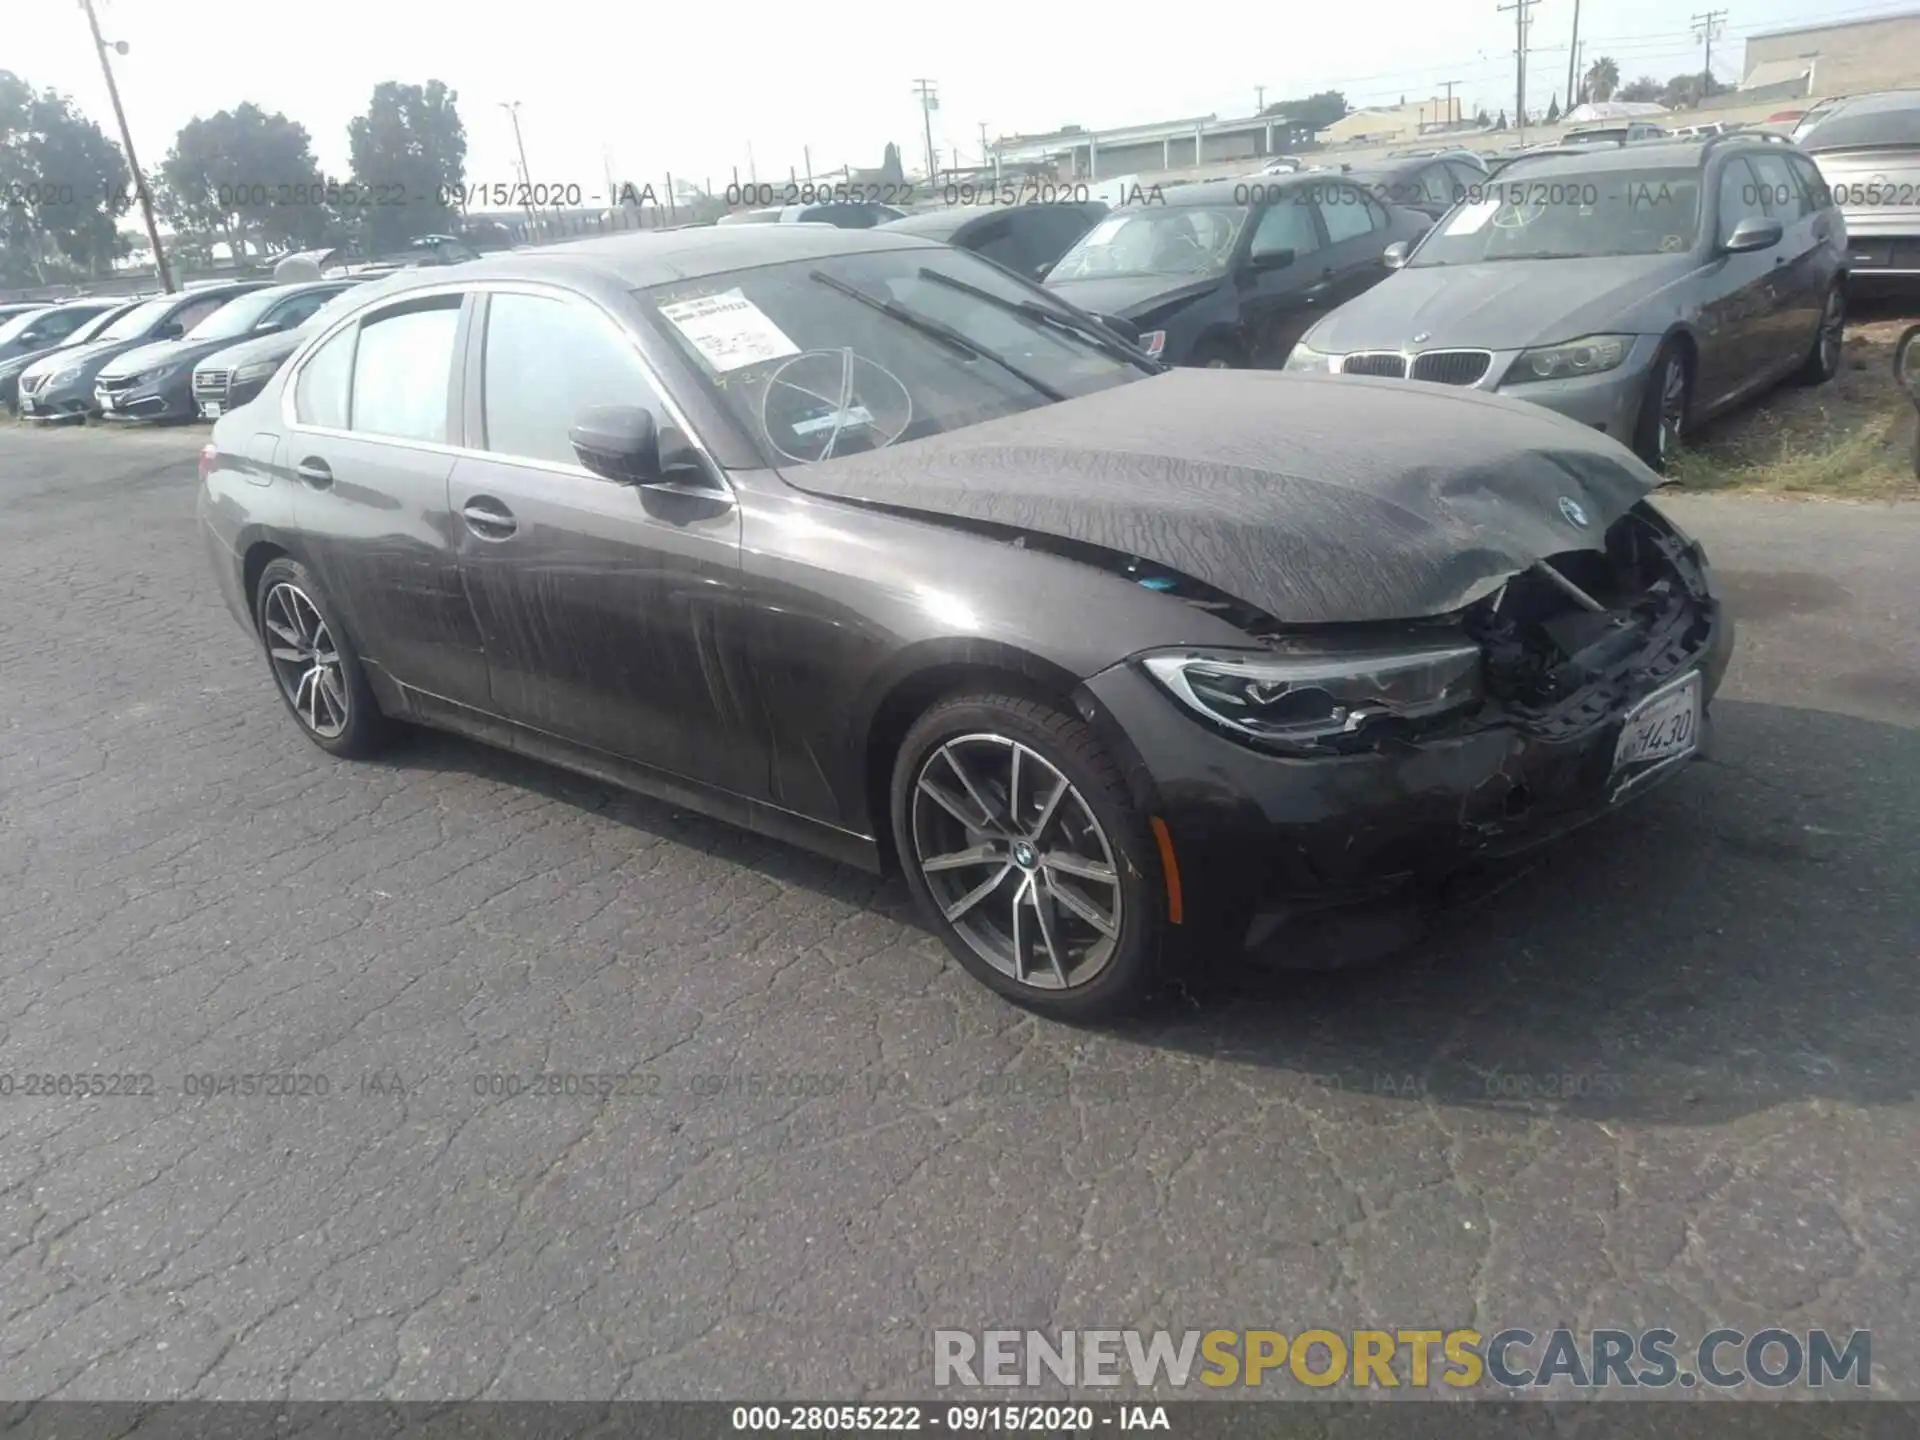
(1287, 132, 1849, 469)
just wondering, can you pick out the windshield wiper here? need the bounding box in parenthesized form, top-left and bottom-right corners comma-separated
(808, 270, 1066, 403)
(912, 267, 1160, 370)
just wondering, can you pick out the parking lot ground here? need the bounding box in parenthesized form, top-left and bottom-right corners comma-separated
(1, 421, 1917, 1402)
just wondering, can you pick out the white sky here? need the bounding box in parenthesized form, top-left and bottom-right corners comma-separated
(9, 0, 1904, 199)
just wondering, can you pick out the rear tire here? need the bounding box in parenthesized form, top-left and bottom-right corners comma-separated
(1794, 283, 1846, 385)
(890, 692, 1163, 1021)
(254, 557, 395, 760)
(1632, 342, 1690, 473)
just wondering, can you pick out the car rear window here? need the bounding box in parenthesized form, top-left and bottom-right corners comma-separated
(1798, 96, 1920, 150)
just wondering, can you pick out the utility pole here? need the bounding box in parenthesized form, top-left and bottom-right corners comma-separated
(1692, 9, 1728, 104)
(1255, 85, 1265, 113)
(500, 102, 537, 236)
(1566, 0, 1582, 109)
(804, 145, 813, 182)
(1497, 0, 1538, 145)
(79, 0, 171, 291)
(1442, 79, 1460, 127)
(911, 79, 939, 185)
(747, 139, 757, 185)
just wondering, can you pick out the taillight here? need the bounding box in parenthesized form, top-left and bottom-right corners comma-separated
(198, 442, 216, 483)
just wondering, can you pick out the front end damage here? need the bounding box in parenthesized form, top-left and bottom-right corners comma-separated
(1074, 500, 1732, 965)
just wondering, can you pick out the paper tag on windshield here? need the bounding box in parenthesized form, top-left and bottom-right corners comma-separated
(1444, 198, 1500, 235)
(657, 290, 800, 372)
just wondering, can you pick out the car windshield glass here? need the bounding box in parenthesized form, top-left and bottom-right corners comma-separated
(294, 287, 363, 332)
(0, 310, 52, 345)
(1047, 205, 1249, 279)
(183, 290, 278, 341)
(67, 308, 123, 343)
(1409, 166, 1701, 262)
(640, 246, 1148, 466)
(96, 296, 180, 341)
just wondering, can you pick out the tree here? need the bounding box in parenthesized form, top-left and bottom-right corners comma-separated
(880, 142, 904, 184)
(1583, 55, 1621, 104)
(1546, 94, 1562, 122)
(158, 103, 332, 259)
(0, 70, 132, 284)
(1661, 71, 1727, 109)
(347, 80, 467, 253)
(1260, 90, 1348, 131)
(1618, 76, 1664, 103)
(1496, 109, 1508, 129)
(1475, 108, 1492, 127)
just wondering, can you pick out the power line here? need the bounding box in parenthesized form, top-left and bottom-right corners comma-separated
(1692, 8, 1729, 92)
(1496, 0, 1539, 142)
(910, 79, 939, 185)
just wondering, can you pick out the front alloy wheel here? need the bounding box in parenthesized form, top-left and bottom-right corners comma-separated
(263, 582, 349, 738)
(912, 735, 1122, 990)
(892, 694, 1161, 1018)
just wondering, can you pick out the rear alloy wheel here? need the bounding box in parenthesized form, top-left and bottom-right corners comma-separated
(255, 557, 394, 759)
(1633, 344, 1690, 472)
(1795, 284, 1846, 385)
(892, 694, 1162, 1019)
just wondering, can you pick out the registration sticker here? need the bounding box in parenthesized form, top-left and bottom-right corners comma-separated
(1609, 670, 1701, 799)
(658, 289, 801, 372)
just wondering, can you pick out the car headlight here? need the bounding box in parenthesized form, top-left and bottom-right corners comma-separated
(47, 367, 82, 389)
(1142, 641, 1483, 752)
(232, 358, 281, 384)
(1503, 334, 1633, 384)
(1283, 343, 1333, 373)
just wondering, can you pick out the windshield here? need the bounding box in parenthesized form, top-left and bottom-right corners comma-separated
(641, 247, 1149, 465)
(67, 307, 125, 344)
(1048, 205, 1249, 280)
(97, 296, 181, 342)
(183, 289, 279, 341)
(0, 309, 52, 345)
(1409, 166, 1701, 263)
(297, 285, 367, 332)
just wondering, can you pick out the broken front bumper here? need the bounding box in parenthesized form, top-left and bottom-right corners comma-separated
(1076, 537, 1734, 963)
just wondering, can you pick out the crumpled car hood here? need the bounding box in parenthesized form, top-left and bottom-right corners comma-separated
(774, 368, 1659, 625)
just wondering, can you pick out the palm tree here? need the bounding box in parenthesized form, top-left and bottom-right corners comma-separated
(1584, 55, 1621, 104)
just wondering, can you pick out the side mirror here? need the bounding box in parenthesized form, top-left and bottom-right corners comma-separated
(253, 318, 286, 334)
(155, 320, 184, 340)
(1383, 241, 1411, 270)
(569, 404, 660, 483)
(1722, 216, 1784, 253)
(1247, 247, 1296, 273)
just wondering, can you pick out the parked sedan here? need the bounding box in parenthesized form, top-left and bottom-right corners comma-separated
(1342, 150, 1491, 220)
(879, 201, 1108, 280)
(193, 279, 381, 417)
(0, 299, 117, 364)
(95, 279, 362, 422)
(1044, 175, 1430, 366)
(199, 225, 1732, 1019)
(1286, 134, 1848, 468)
(17, 282, 267, 422)
(0, 293, 137, 407)
(1791, 90, 1920, 290)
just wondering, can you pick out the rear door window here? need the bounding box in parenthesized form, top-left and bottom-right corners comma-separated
(347, 296, 463, 443)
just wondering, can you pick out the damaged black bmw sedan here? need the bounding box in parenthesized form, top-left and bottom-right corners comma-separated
(198, 225, 1733, 1020)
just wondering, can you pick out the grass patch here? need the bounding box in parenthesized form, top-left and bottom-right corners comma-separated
(1668, 305, 1920, 501)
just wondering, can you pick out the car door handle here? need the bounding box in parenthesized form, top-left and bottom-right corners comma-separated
(294, 457, 332, 489)
(460, 497, 518, 540)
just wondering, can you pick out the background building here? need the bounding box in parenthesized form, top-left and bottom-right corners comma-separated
(1742, 9, 1920, 97)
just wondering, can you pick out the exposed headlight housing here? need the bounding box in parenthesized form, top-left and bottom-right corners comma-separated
(1504, 334, 1633, 384)
(1283, 343, 1333, 373)
(47, 366, 82, 389)
(1143, 642, 1483, 753)
(231, 357, 282, 384)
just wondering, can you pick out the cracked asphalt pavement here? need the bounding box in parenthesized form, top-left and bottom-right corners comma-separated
(0, 421, 1915, 1403)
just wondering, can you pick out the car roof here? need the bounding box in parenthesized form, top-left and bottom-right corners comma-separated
(1498, 135, 1794, 173)
(318, 224, 951, 296)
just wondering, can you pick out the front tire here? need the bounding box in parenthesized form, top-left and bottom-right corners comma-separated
(1632, 342, 1690, 472)
(254, 557, 394, 759)
(890, 692, 1163, 1020)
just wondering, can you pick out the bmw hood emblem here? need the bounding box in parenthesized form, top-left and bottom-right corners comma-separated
(1558, 496, 1590, 528)
(1412, 332, 1431, 344)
